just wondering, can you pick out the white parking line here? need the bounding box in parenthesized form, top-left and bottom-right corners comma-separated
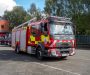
(72, 57, 90, 61)
(34, 62, 81, 75)
(77, 58, 90, 61)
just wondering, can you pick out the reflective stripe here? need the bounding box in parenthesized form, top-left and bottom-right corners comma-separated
(41, 35, 45, 42)
(22, 27, 27, 30)
(28, 35, 49, 45)
(41, 35, 49, 42)
(30, 35, 35, 41)
(28, 41, 30, 44)
(50, 40, 57, 47)
(35, 41, 38, 44)
(46, 36, 49, 42)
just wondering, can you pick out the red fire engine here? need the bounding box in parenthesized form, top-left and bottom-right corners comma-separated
(12, 16, 76, 60)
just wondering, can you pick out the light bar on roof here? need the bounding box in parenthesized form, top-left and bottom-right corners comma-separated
(49, 16, 71, 21)
(55, 21, 72, 24)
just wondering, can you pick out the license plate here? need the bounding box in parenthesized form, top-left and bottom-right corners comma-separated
(62, 54, 69, 56)
(60, 49, 69, 51)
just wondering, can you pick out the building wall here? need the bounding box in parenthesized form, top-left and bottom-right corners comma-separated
(0, 20, 9, 32)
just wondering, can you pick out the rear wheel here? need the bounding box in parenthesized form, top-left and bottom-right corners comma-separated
(15, 45, 20, 54)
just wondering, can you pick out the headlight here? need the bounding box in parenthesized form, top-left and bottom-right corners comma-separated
(69, 35, 74, 39)
(51, 50, 56, 55)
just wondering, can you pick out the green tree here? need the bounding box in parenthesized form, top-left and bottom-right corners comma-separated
(28, 3, 41, 20)
(44, 0, 62, 16)
(3, 6, 27, 31)
(72, 13, 90, 35)
(44, 0, 89, 16)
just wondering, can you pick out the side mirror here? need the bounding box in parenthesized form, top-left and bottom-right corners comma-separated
(32, 32, 36, 36)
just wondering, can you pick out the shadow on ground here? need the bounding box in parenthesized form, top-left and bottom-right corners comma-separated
(0, 49, 67, 63)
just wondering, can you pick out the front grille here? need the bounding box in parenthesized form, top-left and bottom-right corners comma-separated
(60, 51, 69, 54)
(56, 42, 71, 48)
(58, 48, 70, 54)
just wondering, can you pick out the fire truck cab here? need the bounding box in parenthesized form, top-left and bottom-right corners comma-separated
(12, 16, 76, 60)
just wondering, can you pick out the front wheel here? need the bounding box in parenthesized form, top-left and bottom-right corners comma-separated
(61, 56, 67, 59)
(36, 47, 43, 60)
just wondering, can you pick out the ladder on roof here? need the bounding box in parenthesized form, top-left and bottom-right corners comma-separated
(13, 17, 37, 29)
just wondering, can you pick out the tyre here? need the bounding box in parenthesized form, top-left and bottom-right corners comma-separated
(15, 45, 20, 54)
(61, 56, 67, 59)
(36, 46, 43, 60)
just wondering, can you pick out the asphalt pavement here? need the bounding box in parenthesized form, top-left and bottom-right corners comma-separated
(0, 46, 90, 75)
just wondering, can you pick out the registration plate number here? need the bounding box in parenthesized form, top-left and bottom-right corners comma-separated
(62, 54, 69, 56)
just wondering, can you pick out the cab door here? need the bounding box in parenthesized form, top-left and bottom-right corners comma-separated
(40, 22, 49, 44)
(29, 24, 40, 45)
(27, 24, 41, 54)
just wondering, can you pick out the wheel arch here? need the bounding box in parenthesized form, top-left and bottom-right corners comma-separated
(36, 43, 45, 51)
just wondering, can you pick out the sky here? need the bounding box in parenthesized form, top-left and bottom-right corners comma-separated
(16, 0, 45, 10)
(0, 0, 45, 16)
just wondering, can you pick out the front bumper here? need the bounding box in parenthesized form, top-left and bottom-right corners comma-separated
(46, 48, 75, 57)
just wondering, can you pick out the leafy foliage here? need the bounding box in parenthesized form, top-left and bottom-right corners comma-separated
(28, 3, 41, 20)
(3, 6, 27, 31)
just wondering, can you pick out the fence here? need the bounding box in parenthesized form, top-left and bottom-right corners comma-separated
(76, 35, 90, 47)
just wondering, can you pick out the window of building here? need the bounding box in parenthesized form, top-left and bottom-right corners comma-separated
(1, 25, 4, 29)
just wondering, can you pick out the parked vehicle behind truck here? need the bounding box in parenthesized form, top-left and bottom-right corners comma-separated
(12, 16, 76, 60)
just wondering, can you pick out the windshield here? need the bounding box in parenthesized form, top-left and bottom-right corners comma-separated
(50, 22, 73, 35)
